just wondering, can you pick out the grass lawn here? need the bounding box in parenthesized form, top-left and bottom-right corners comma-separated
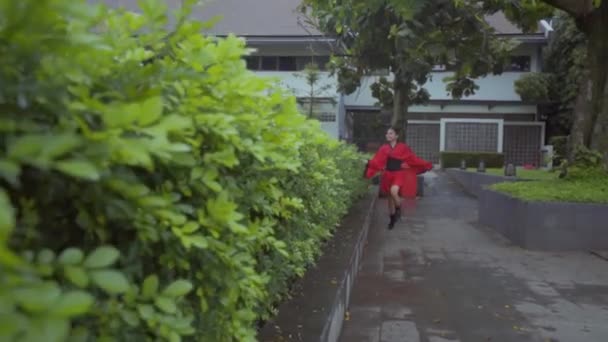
(491, 175, 608, 204)
(461, 167, 608, 204)
(467, 167, 558, 180)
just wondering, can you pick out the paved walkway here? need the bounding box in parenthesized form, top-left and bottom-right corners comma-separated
(340, 172, 608, 342)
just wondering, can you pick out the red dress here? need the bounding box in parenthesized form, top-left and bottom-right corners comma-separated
(365, 142, 433, 198)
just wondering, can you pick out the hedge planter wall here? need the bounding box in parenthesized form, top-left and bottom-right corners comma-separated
(0, 1, 367, 341)
(479, 190, 608, 251)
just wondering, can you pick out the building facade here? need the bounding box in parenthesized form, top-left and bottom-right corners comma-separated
(100, 0, 551, 167)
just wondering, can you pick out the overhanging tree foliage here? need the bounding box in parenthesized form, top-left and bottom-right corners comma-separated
(487, 0, 607, 167)
(514, 12, 586, 137)
(301, 0, 515, 132)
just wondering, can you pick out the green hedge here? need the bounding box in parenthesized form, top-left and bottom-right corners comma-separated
(0, 1, 367, 341)
(440, 152, 505, 169)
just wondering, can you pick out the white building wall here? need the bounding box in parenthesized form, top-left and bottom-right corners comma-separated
(254, 71, 341, 138)
(345, 72, 533, 107)
(251, 43, 542, 138)
(345, 43, 540, 109)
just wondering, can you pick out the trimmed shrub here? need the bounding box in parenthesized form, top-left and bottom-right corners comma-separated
(0, 1, 367, 341)
(514, 72, 553, 103)
(440, 152, 505, 169)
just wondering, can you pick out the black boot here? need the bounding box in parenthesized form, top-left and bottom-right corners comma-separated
(395, 207, 401, 220)
(388, 213, 396, 230)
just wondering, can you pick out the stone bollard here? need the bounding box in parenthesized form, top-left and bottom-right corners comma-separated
(504, 163, 516, 177)
(477, 160, 486, 173)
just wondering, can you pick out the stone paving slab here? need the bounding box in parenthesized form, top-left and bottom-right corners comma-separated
(340, 172, 608, 342)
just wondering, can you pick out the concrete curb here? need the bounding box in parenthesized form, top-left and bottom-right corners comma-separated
(320, 188, 377, 342)
(257, 188, 378, 342)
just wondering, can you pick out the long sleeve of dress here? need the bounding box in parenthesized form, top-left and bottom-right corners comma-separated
(398, 145, 433, 174)
(364, 145, 390, 179)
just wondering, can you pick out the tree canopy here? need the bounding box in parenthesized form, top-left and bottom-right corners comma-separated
(301, 0, 516, 128)
(493, 0, 607, 167)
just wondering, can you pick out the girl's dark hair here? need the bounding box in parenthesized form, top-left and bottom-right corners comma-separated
(388, 126, 401, 135)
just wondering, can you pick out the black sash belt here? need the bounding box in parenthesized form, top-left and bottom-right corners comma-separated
(385, 158, 402, 171)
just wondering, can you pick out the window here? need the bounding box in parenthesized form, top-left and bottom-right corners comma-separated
(244, 55, 331, 71)
(295, 56, 312, 70)
(506, 56, 531, 72)
(261, 56, 278, 70)
(245, 56, 259, 70)
(296, 56, 329, 71)
(278, 57, 297, 71)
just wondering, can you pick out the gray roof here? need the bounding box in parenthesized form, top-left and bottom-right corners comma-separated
(93, 0, 319, 36)
(486, 12, 525, 35)
(96, 1, 537, 37)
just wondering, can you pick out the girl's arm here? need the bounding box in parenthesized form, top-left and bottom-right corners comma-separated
(397, 144, 433, 174)
(364, 146, 388, 179)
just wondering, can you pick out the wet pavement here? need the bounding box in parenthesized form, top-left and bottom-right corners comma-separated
(340, 172, 608, 342)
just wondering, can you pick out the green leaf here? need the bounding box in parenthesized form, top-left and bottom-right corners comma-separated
(120, 309, 140, 327)
(162, 280, 193, 298)
(58, 248, 84, 265)
(54, 160, 100, 181)
(182, 222, 200, 234)
(64, 266, 89, 288)
(37, 249, 56, 264)
(187, 235, 209, 249)
(154, 296, 177, 314)
(90, 270, 130, 294)
(0, 159, 21, 186)
(21, 317, 69, 342)
(103, 96, 164, 128)
(169, 331, 181, 342)
(41, 134, 83, 160)
(67, 327, 89, 342)
(7, 134, 45, 160)
(142, 275, 159, 299)
(137, 304, 155, 320)
(0, 312, 28, 341)
(51, 291, 94, 317)
(203, 147, 239, 168)
(137, 96, 164, 125)
(0, 190, 15, 241)
(83, 246, 120, 269)
(14, 283, 61, 313)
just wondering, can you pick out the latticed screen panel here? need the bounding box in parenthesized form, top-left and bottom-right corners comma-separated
(406, 124, 440, 163)
(503, 125, 542, 166)
(351, 111, 392, 152)
(445, 122, 499, 152)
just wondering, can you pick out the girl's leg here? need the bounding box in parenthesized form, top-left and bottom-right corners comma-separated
(387, 194, 396, 215)
(388, 186, 401, 229)
(390, 185, 402, 211)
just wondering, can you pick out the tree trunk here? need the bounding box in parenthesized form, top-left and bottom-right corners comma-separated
(568, 1, 608, 165)
(590, 74, 608, 168)
(586, 2, 608, 168)
(391, 74, 409, 139)
(391, 81, 401, 127)
(568, 78, 592, 159)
